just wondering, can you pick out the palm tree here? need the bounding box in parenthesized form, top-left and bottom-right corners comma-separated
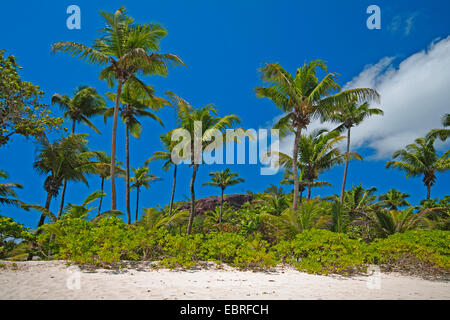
(378, 189, 410, 210)
(426, 113, 449, 141)
(105, 82, 167, 224)
(130, 166, 161, 222)
(374, 207, 436, 236)
(51, 85, 106, 134)
(91, 152, 125, 215)
(146, 131, 178, 215)
(51, 85, 106, 219)
(51, 6, 184, 211)
(202, 168, 244, 223)
(274, 129, 344, 200)
(255, 60, 379, 210)
(170, 92, 241, 234)
(0, 170, 23, 208)
(326, 100, 383, 203)
(64, 191, 106, 219)
(331, 184, 378, 217)
(280, 167, 331, 204)
(386, 136, 450, 199)
(33, 134, 96, 227)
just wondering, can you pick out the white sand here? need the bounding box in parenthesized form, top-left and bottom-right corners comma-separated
(0, 260, 448, 300)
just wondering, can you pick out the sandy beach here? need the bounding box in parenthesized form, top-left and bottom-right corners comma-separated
(0, 261, 448, 300)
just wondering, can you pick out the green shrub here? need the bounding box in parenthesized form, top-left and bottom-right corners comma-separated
(370, 230, 450, 276)
(274, 229, 370, 275)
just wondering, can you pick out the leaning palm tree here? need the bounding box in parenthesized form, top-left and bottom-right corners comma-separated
(0, 170, 23, 208)
(130, 166, 161, 222)
(105, 81, 167, 224)
(51, 6, 184, 211)
(378, 189, 410, 210)
(145, 131, 178, 216)
(51, 85, 106, 218)
(386, 136, 450, 199)
(91, 152, 125, 215)
(169, 92, 241, 234)
(202, 168, 244, 223)
(426, 113, 449, 141)
(326, 100, 383, 203)
(255, 60, 379, 210)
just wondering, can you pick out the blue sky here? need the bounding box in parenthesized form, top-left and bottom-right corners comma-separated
(1, 0, 449, 228)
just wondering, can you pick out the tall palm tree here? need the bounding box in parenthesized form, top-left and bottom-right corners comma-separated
(0, 170, 23, 208)
(91, 152, 125, 215)
(426, 113, 449, 141)
(326, 100, 383, 203)
(130, 166, 161, 222)
(105, 82, 167, 224)
(170, 92, 241, 234)
(145, 131, 178, 215)
(202, 168, 244, 223)
(33, 134, 96, 227)
(51, 6, 184, 211)
(51, 85, 106, 218)
(378, 189, 410, 210)
(255, 60, 379, 210)
(386, 136, 450, 199)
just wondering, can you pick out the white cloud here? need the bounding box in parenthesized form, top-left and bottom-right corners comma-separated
(266, 36, 450, 160)
(388, 12, 421, 36)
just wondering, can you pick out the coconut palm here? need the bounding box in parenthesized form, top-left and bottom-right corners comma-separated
(280, 167, 332, 204)
(130, 166, 161, 222)
(105, 82, 167, 224)
(169, 92, 241, 234)
(326, 100, 383, 203)
(91, 152, 125, 215)
(0, 170, 23, 208)
(386, 136, 450, 199)
(255, 60, 379, 210)
(331, 184, 379, 217)
(426, 113, 449, 141)
(51, 85, 106, 134)
(51, 6, 184, 211)
(202, 168, 244, 223)
(145, 131, 178, 216)
(378, 189, 411, 210)
(51, 85, 106, 219)
(32, 134, 96, 227)
(277, 129, 344, 200)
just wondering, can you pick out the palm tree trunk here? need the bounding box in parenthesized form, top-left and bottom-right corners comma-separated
(135, 186, 140, 222)
(169, 164, 177, 215)
(56, 180, 67, 219)
(98, 178, 104, 216)
(340, 127, 351, 204)
(110, 78, 124, 211)
(292, 125, 302, 211)
(219, 188, 224, 224)
(187, 164, 199, 235)
(57, 120, 76, 219)
(299, 187, 303, 204)
(307, 183, 312, 200)
(426, 185, 431, 200)
(38, 192, 53, 228)
(125, 121, 131, 224)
